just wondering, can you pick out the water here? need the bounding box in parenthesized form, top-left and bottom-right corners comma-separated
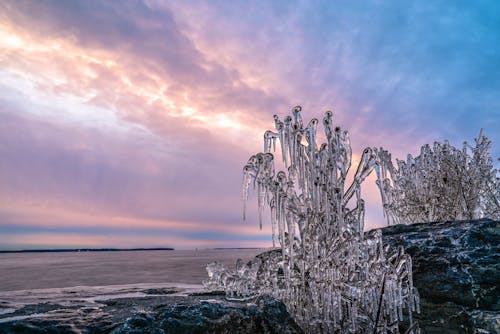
(0, 249, 263, 292)
(0, 249, 265, 326)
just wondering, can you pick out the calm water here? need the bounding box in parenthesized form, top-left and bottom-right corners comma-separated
(0, 249, 264, 292)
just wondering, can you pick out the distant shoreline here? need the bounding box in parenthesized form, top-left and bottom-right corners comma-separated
(0, 247, 175, 253)
(0, 247, 267, 254)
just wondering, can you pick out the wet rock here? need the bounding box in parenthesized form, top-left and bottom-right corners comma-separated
(112, 312, 163, 334)
(112, 295, 303, 334)
(142, 288, 178, 295)
(0, 295, 302, 334)
(0, 321, 77, 334)
(372, 218, 500, 333)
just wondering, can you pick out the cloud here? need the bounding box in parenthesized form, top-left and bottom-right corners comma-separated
(0, 0, 498, 249)
(0, 103, 251, 222)
(165, 0, 500, 156)
(0, 0, 288, 127)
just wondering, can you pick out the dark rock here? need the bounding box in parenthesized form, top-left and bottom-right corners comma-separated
(112, 295, 303, 334)
(142, 288, 178, 295)
(0, 295, 302, 334)
(112, 312, 164, 334)
(371, 218, 500, 333)
(0, 321, 77, 334)
(188, 290, 225, 297)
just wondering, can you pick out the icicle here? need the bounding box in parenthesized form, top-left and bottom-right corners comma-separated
(242, 164, 255, 222)
(264, 130, 279, 153)
(344, 148, 376, 205)
(292, 105, 303, 128)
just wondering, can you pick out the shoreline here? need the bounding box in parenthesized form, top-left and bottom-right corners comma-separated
(0, 247, 268, 254)
(0, 248, 175, 254)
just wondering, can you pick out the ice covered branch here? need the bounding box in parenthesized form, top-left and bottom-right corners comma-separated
(375, 129, 500, 225)
(205, 107, 419, 333)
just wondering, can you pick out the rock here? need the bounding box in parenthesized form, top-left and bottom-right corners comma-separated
(112, 295, 303, 334)
(251, 218, 499, 333)
(0, 295, 302, 334)
(372, 218, 500, 333)
(141, 288, 178, 295)
(112, 312, 163, 334)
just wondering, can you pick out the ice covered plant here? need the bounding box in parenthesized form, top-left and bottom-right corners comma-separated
(204, 107, 420, 333)
(375, 129, 500, 225)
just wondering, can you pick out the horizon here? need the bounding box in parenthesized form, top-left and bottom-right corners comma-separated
(0, 246, 265, 252)
(1, 1, 499, 250)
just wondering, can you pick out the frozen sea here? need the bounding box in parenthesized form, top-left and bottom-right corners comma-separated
(0, 248, 264, 324)
(0, 249, 264, 292)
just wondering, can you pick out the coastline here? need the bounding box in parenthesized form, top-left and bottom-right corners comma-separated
(0, 248, 175, 254)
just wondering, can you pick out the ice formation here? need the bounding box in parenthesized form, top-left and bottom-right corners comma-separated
(204, 107, 419, 333)
(375, 129, 500, 225)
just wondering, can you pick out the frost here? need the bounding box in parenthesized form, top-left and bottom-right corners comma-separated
(375, 129, 500, 225)
(204, 107, 419, 333)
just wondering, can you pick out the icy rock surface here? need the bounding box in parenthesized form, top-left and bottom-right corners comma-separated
(375, 129, 500, 225)
(111, 295, 303, 334)
(204, 107, 419, 333)
(371, 218, 500, 334)
(0, 294, 303, 334)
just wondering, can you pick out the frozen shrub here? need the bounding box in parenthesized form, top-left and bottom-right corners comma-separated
(205, 107, 419, 333)
(375, 129, 499, 225)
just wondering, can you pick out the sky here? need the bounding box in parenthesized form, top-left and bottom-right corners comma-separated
(0, 0, 499, 250)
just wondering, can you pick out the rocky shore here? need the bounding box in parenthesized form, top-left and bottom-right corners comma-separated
(374, 218, 499, 333)
(0, 289, 302, 334)
(0, 219, 497, 333)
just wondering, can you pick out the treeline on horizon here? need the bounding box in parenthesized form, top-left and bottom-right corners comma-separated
(0, 247, 175, 253)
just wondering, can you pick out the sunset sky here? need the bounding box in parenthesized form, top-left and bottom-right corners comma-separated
(1, 0, 499, 250)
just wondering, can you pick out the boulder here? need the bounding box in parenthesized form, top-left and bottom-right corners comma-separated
(374, 218, 499, 333)
(0, 295, 303, 334)
(111, 295, 303, 334)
